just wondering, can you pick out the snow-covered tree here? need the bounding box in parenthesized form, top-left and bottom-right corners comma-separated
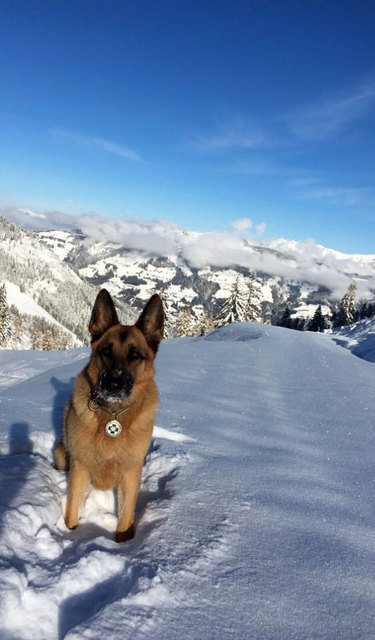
(10, 310, 23, 348)
(195, 308, 215, 336)
(333, 282, 357, 327)
(0, 283, 9, 346)
(215, 277, 248, 328)
(30, 318, 42, 350)
(57, 332, 73, 350)
(245, 270, 261, 322)
(159, 286, 173, 338)
(176, 305, 193, 337)
(42, 327, 54, 351)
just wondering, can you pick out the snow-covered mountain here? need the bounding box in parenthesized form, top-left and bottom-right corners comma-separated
(1, 210, 375, 342)
(1, 320, 375, 639)
(0, 216, 136, 346)
(37, 224, 375, 325)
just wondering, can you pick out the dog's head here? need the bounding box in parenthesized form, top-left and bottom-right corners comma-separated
(87, 289, 164, 402)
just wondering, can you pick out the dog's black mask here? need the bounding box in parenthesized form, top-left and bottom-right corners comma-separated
(99, 368, 134, 401)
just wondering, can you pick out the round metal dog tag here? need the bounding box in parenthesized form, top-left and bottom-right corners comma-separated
(105, 419, 122, 437)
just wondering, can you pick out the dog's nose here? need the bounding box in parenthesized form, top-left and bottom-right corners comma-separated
(102, 369, 124, 392)
(100, 368, 133, 397)
(108, 377, 122, 392)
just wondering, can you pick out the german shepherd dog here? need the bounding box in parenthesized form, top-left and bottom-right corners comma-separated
(54, 289, 164, 542)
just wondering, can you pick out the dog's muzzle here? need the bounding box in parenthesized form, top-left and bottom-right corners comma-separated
(100, 369, 134, 399)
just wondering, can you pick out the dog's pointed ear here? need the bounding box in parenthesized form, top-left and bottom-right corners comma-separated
(89, 289, 119, 342)
(135, 294, 164, 353)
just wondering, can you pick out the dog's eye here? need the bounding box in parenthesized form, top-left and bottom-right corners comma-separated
(128, 348, 143, 361)
(100, 344, 113, 358)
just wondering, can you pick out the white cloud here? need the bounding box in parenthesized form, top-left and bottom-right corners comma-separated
(50, 128, 141, 161)
(231, 218, 253, 232)
(256, 222, 266, 236)
(191, 116, 271, 152)
(19, 208, 46, 220)
(284, 79, 375, 141)
(297, 185, 375, 208)
(78, 215, 177, 256)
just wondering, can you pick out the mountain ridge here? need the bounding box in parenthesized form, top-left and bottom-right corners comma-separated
(1, 209, 375, 341)
(36, 224, 375, 326)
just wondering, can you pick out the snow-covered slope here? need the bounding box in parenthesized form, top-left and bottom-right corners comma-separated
(332, 317, 375, 363)
(4, 281, 78, 346)
(1, 324, 375, 639)
(0, 217, 136, 345)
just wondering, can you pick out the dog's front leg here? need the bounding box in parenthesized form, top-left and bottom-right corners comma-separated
(65, 458, 90, 530)
(116, 463, 142, 542)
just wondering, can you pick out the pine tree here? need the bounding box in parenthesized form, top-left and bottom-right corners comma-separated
(30, 318, 42, 350)
(11, 312, 23, 349)
(366, 302, 374, 318)
(291, 316, 306, 331)
(245, 270, 261, 322)
(0, 283, 9, 346)
(159, 286, 173, 338)
(58, 332, 72, 350)
(215, 277, 248, 328)
(334, 282, 357, 327)
(176, 305, 193, 337)
(307, 305, 325, 332)
(195, 308, 215, 336)
(278, 305, 292, 329)
(359, 302, 368, 320)
(42, 327, 54, 351)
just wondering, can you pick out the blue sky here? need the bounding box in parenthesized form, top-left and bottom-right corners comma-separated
(1, 0, 375, 252)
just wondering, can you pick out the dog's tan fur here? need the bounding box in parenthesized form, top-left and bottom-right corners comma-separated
(54, 289, 163, 542)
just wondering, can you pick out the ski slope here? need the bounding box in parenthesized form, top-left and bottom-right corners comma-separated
(0, 323, 375, 640)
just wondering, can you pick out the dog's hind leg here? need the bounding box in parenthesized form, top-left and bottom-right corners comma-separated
(65, 459, 90, 530)
(54, 441, 70, 471)
(115, 463, 142, 542)
(54, 399, 73, 471)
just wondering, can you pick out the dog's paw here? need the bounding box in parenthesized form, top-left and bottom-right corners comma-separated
(115, 524, 135, 543)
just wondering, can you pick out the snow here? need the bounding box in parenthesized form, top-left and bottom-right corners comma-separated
(1, 323, 375, 639)
(4, 281, 75, 334)
(332, 317, 375, 363)
(268, 238, 375, 268)
(291, 302, 331, 319)
(38, 231, 78, 261)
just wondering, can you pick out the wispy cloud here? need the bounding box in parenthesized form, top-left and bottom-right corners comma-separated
(283, 79, 375, 141)
(228, 158, 276, 176)
(190, 116, 272, 152)
(255, 222, 266, 236)
(51, 128, 142, 161)
(296, 185, 375, 208)
(231, 217, 253, 232)
(228, 158, 375, 210)
(229, 158, 318, 183)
